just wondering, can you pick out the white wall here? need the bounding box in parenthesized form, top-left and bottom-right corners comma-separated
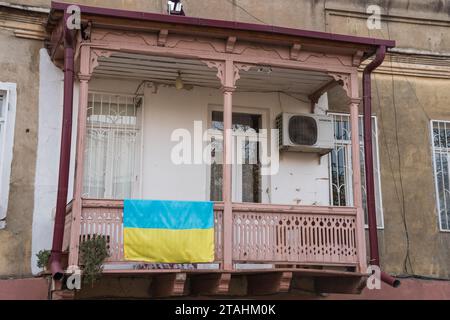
(31, 49, 78, 275)
(89, 79, 331, 206)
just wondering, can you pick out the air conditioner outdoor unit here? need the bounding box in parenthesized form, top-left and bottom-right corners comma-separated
(276, 113, 334, 155)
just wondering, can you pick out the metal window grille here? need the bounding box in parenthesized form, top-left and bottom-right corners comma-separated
(83, 92, 142, 199)
(0, 94, 5, 162)
(328, 113, 384, 228)
(431, 120, 450, 231)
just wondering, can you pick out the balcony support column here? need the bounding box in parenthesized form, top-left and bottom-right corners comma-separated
(349, 84, 367, 273)
(202, 59, 250, 270)
(222, 59, 235, 270)
(68, 45, 91, 267)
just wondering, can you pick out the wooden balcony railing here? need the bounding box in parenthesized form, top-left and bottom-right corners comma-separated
(63, 199, 362, 269)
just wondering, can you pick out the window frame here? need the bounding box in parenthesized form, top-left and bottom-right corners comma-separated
(430, 119, 450, 232)
(82, 91, 144, 200)
(206, 104, 270, 203)
(0, 82, 17, 229)
(328, 112, 384, 229)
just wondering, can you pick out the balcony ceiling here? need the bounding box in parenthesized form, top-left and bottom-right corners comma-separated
(94, 52, 334, 96)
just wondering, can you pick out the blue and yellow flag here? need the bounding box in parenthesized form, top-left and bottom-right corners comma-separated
(123, 200, 214, 263)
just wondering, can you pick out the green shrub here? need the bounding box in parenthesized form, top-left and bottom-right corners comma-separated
(79, 235, 109, 286)
(36, 249, 51, 270)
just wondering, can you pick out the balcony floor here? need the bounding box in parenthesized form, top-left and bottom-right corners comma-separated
(53, 267, 367, 299)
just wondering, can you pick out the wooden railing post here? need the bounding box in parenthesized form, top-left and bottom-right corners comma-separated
(68, 45, 91, 267)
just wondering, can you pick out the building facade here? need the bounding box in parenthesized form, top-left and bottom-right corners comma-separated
(0, 0, 449, 299)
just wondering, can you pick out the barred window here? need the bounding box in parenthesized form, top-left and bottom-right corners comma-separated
(83, 92, 142, 199)
(431, 120, 450, 231)
(0, 83, 17, 229)
(328, 113, 384, 228)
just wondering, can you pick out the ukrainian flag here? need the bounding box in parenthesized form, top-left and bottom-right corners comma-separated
(123, 200, 214, 263)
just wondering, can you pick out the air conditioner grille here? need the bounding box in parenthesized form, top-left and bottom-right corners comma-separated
(288, 115, 318, 146)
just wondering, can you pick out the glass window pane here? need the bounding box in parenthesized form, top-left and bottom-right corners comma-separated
(209, 111, 261, 203)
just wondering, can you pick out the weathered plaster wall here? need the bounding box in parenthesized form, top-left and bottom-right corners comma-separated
(371, 74, 450, 278)
(0, 28, 41, 277)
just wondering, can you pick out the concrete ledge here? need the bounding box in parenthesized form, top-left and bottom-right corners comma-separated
(0, 277, 49, 300)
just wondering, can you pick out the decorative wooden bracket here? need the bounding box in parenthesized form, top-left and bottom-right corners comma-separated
(233, 63, 252, 85)
(150, 273, 187, 298)
(203, 60, 225, 84)
(328, 72, 351, 98)
(90, 49, 113, 75)
(226, 36, 237, 53)
(158, 29, 169, 47)
(246, 272, 292, 295)
(290, 43, 302, 60)
(190, 273, 231, 295)
(202, 60, 252, 89)
(352, 50, 364, 66)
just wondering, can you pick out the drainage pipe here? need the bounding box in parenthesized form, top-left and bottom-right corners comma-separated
(50, 13, 75, 281)
(362, 45, 400, 288)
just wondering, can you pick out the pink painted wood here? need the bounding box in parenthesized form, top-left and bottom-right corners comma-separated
(230, 203, 358, 265)
(350, 100, 367, 272)
(68, 45, 91, 267)
(222, 60, 234, 270)
(72, 200, 360, 267)
(62, 201, 73, 252)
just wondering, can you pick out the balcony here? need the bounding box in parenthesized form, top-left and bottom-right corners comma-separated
(62, 199, 367, 297)
(44, 4, 390, 297)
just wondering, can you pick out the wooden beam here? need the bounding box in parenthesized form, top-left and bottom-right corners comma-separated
(290, 43, 302, 60)
(157, 29, 169, 47)
(352, 50, 364, 66)
(150, 273, 186, 298)
(246, 272, 292, 295)
(73, 14, 374, 53)
(225, 36, 237, 53)
(190, 273, 231, 295)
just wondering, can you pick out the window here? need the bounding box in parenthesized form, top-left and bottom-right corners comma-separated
(328, 113, 384, 228)
(209, 111, 262, 203)
(0, 83, 17, 229)
(83, 93, 142, 199)
(431, 120, 450, 231)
